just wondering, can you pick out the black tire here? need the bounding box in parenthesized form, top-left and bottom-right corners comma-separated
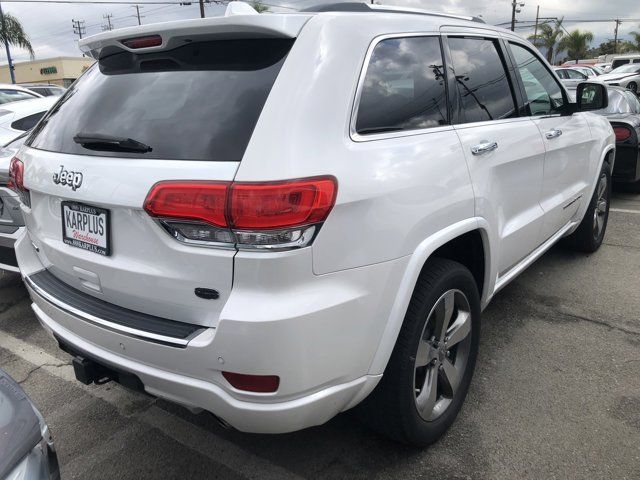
(628, 82, 638, 94)
(563, 161, 611, 253)
(356, 258, 480, 446)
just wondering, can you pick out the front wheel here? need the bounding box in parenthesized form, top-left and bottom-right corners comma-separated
(563, 161, 611, 253)
(628, 82, 638, 94)
(356, 258, 481, 446)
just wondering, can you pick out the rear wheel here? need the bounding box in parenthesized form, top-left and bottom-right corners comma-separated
(356, 258, 480, 446)
(628, 82, 638, 94)
(563, 161, 611, 252)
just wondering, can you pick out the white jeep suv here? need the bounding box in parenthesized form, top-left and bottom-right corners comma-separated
(11, 3, 615, 445)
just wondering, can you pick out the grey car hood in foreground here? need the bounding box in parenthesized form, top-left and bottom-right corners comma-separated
(0, 370, 42, 478)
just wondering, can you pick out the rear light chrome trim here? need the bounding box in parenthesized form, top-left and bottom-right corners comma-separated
(25, 271, 205, 348)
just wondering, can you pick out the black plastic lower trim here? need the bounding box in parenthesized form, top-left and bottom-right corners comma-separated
(28, 269, 205, 342)
(0, 246, 18, 268)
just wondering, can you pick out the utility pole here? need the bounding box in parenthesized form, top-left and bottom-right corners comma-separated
(0, 2, 15, 84)
(132, 5, 143, 25)
(72, 18, 85, 40)
(614, 19, 622, 54)
(199, 0, 204, 18)
(533, 5, 540, 44)
(511, 1, 525, 32)
(102, 13, 113, 31)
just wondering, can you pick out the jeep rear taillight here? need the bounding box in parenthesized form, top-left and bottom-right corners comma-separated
(7, 157, 25, 192)
(8, 156, 30, 207)
(143, 176, 337, 250)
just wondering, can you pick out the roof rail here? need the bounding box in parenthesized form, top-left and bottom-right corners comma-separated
(302, 2, 485, 24)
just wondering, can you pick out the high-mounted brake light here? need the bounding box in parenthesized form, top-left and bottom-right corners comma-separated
(143, 177, 337, 250)
(613, 126, 632, 142)
(121, 35, 162, 49)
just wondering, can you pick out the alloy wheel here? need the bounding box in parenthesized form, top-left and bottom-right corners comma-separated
(413, 289, 472, 421)
(593, 172, 608, 239)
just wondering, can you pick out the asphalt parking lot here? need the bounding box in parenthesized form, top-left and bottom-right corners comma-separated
(0, 191, 638, 480)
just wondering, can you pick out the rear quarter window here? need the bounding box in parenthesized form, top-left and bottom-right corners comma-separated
(27, 38, 294, 161)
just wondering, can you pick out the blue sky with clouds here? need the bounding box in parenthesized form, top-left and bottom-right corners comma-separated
(2, 0, 640, 63)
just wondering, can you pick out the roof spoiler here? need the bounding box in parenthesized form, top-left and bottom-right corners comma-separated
(78, 3, 311, 59)
(302, 2, 485, 23)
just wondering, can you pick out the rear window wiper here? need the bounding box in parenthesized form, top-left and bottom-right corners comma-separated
(73, 133, 152, 153)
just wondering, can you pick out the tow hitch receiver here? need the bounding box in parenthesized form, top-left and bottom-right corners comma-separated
(71, 355, 145, 391)
(72, 356, 111, 385)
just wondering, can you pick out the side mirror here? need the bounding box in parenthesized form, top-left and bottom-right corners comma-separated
(577, 82, 608, 111)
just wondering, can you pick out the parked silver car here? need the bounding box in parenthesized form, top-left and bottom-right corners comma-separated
(0, 134, 27, 272)
(0, 369, 60, 479)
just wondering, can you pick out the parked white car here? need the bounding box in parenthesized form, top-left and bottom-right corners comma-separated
(11, 2, 615, 446)
(0, 83, 42, 104)
(0, 96, 59, 146)
(21, 83, 67, 97)
(610, 54, 640, 71)
(598, 63, 640, 93)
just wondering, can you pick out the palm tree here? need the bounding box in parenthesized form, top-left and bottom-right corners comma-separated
(0, 11, 34, 59)
(558, 29, 594, 63)
(251, 1, 270, 13)
(629, 29, 640, 52)
(528, 18, 564, 63)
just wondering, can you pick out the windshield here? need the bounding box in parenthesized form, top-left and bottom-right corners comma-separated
(27, 38, 293, 161)
(610, 63, 640, 74)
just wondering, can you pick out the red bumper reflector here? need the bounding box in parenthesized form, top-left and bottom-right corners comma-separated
(614, 126, 632, 142)
(222, 372, 280, 393)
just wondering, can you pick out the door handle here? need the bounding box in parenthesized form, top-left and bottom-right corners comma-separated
(545, 128, 563, 139)
(471, 141, 498, 155)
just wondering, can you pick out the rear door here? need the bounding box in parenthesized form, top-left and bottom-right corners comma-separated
(445, 35, 547, 276)
(20, 38, 294, 327)
(507, 41, 594, 241)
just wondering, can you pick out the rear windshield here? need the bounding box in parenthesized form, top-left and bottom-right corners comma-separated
(27, 38, 293, 161)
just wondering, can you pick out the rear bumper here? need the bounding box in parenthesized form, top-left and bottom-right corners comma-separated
(16, 233, 406, 433)
(0, 186, 24, 272)
(0, 226, 23, 272)
(612, 145, 640, 183)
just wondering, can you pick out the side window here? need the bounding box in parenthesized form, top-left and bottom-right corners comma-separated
(566, 69, 587, 80)
(355, 36, 448, 135)
(11, 111, 45, 131)
(510, 43, 566, 116)
(447, 37, 517, 124)
(555, 70, 568, 79)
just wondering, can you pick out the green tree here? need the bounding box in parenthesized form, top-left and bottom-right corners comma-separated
(251, 1, 270, 13)
(557, 29, 594, 63)
(628, 28, 640, 51)
(528, 18, 565, 63)
(0, 12, 34, 58)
